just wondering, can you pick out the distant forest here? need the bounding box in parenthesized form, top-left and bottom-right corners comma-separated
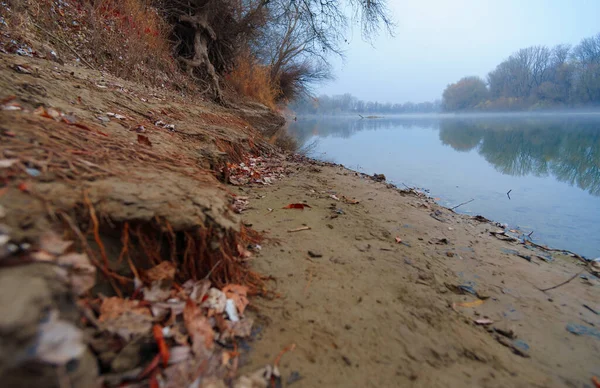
(443, 32, 600, 111)
(289, 94, 441, 115)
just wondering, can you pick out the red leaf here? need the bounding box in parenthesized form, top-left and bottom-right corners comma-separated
(283, 203, 311, 209)
(137, 134, 152, 147)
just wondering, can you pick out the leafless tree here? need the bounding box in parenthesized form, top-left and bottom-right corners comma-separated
(156, 0, 393, 103)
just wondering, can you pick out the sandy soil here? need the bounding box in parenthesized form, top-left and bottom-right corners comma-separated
(237, 160, 599, 387)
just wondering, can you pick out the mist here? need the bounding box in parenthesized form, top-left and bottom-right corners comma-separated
(318, 0, 600, 103)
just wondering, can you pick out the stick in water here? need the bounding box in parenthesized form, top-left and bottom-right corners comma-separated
(451, 198, 474, 211)
(507, 189, 512, 200)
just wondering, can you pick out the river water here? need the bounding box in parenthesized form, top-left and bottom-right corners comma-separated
(287, 114, 600, 258)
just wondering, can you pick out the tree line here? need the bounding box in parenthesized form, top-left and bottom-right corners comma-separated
(442, 33, 600, 111)
(289, 93, 441, 115)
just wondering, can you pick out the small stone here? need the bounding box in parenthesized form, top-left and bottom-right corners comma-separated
(308, 251, 322, 258)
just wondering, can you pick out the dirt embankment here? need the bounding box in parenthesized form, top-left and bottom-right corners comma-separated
(0, 51, 599, 388)
(0, 52, 287, 387)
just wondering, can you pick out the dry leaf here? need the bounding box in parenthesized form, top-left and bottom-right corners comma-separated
(343, 196, 359, 204)
(454, 299, 485, 308)
(137, 134, 152, 147)
(99, 311, 154, 341)
(283, 203, 311, 209)
(222, 284, 249, 315)
(201, 288, 226, 313)
(145, 261, 176, 283)
(143, 282, 172, 302)
(99, 297, 151, 322)
(183, 299, 214, 355)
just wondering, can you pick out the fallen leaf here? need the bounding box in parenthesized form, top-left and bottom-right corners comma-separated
(283, 203, 311, 209)
(143, 282, 172, 302)
(137, 134, 152, 147)
(99, 311, 154, 341)
(222, 284, 249, 315)
(17, 182, 30, 192)
(201, 288, 226, 313)
(454, 299, 485, 308)
(35, 310, 86, 365)
(99, 297, 152, 322)
(183, 299, 214, 355)
(145, 261, 176, 283)
(343, 196, 360, 204)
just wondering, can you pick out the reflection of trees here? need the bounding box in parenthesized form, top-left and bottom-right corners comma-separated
(439, 117, 600, 195)
(287, 116, 439, 145)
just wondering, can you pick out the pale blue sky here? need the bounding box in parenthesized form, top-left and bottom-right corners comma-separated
(318, 0, 600, 103)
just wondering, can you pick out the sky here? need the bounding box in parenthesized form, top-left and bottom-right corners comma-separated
(317, 0, 600, 103)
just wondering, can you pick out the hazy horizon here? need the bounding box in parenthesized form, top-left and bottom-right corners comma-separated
(317, 0, 600, 103)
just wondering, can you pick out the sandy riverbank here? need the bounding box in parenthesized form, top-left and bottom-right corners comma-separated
(237, 157, 599, 387)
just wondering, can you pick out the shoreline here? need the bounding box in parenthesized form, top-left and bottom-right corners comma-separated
(236, 155, 599, 387)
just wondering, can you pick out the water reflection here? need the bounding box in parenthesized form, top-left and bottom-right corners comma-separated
(438, 117, 600, 196)
(289, 116, 600, 196)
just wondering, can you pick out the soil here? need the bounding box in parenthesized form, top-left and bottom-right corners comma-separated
(0, 51, 599, 388)
(237, 162, 599, 387)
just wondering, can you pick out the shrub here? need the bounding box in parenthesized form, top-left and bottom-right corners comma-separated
(225, 49, 279, 109)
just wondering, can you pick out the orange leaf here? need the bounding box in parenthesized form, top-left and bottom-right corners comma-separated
(454, 299, 484, 308)
(222, 284, 249, 315)
(343, 196, 360, 204)
(592, 376, 600, 388)
(183, 299, 214, 354)
(137, 134, 152, 147)
(18, 182, 29, 192)
(283, 203, 311, 209)
(152, 324, 170, 367)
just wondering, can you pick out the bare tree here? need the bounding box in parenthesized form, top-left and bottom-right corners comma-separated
(157, 0, 393, 103)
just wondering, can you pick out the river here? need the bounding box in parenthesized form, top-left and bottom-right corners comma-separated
(287, 114, 600, 258)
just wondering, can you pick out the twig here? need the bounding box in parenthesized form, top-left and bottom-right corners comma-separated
(506, 189, 512, 200)
(451, 198, 474, 211)
(274, 343, 296, 367)
(304, 270, 313, 293)
(32, 22, 96, 70)
(527, 231, 534, 239)
(288, 226, 311, 233)
(538, 270, 583, 292)
(203, 260, 222, 280)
